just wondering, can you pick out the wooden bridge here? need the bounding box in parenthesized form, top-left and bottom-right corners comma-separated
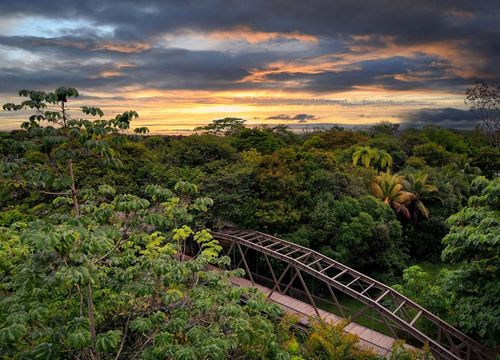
(210, 229, 496, 360)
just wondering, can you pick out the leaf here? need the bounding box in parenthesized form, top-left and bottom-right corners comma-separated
(0, 323, 27, 344)
(67, 329, 91, 349)
(98, 184, 116, 196)
(96, 330, 122, 353)
(162, 289, 184, 305)
(130, 317, 153, 333)
(172, 225, 194, 242)
(30, 343, 59, 360)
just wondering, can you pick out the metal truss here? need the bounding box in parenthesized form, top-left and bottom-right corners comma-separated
(211, 229, 496, 360)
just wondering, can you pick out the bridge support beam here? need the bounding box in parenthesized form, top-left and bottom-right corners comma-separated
(210, 229, 497, 360)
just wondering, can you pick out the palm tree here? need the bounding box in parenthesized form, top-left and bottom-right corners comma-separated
(402, 172, 440, 223)
(371, 172, 415, 219)
(442, 158, 480, 205)
(352, 146, 379, 168)
(376, 149, 393, 170)
(352, 146, 393, 170)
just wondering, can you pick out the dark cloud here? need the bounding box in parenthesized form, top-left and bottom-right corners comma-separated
(400, 107, 479, 129)
(263, 55, 471, 92)
(0, 40, 282, 92)
(0, 0, 497, 42)
(0, 0, 498, 118)
(266, 113, 319, 122)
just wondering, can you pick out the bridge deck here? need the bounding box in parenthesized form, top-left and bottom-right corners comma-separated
(230, 275, 397, 357)
(211, 229, 497, 360)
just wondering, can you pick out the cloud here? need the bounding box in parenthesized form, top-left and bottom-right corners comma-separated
(0, 0, 498, 131)
(400, 107, 479, 129)
(266, 113, 319, 122)
(0, 0, 497, 95)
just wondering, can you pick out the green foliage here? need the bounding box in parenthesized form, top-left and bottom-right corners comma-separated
(419, 126, 469, 154)
(401, 172, 440, 223)
(352, 146, 393, 170)
(95, 330, 122, 352)
(389, 341, 433, 360)
(232, 128, 285, 154)
(368, 122, 400, 137)
(2, 86, 498, 353)
(441, 177, 500, 346)
(371, 172, 415, 219)
(367, 136, 408, 170)
(393, 266, 453, 323)
(195, 117, 246, 136)
(0, 208, 28, 226)
(300, 320, 380, 359)
(306, 194, 406, 276)
(168, 134, 237, 167)
(1, 86, 145, 218)
(470, 146, 500, 178)
(0, 183, 289, 359)
(412, 143, 457, 167)
(303, 129, 369, 150)
(396, 177, 499, 347)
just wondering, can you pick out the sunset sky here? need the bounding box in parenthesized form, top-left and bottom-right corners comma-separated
(0, 0, 498, 133)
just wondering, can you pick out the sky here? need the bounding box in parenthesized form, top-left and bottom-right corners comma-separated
(0, 0, 498, 133)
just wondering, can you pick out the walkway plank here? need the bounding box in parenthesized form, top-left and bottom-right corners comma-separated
(229, 275, 400, 358)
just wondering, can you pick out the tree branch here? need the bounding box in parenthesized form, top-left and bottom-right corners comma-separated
(39, 190, 71, 196)
(114, 314, 131, 360)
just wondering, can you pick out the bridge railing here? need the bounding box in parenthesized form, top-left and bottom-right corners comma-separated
(210, 229, 496, 360)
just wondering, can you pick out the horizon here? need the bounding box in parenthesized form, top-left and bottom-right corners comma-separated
(0, 1, 498, 133)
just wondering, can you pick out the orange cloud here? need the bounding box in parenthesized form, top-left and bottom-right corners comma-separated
(207, 26, 318, 44)
(446, 8, 475, 19)
(346, 35, 488, 78)
(242, 34, 489, 85)
(92, 41, 151, 53)
(99, 71, 122, 78)
(32, 38, 151, 53)
(96, 63, 136, 78)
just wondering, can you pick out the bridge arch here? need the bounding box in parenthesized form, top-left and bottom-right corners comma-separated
(210, 229, 496, 360)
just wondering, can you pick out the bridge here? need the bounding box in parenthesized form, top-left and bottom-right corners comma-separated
(210, 229, 496, 360)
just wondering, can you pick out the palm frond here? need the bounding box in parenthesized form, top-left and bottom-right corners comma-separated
(392, 201, 411, 219)
(416, 200, 430, 219)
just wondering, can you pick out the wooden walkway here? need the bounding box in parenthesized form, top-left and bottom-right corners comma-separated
(182, 252, 400, 356)
(230, 275, 398, 357)
(211, 229, 497, 360)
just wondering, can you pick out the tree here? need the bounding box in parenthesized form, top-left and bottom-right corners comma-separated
(368, 121, 400, 137)
(0, 182, 292, 359)
(352, 146, 379, 168)
(412, 143, 456, 167)
(465, 81, 500, 148)
(401, 172, 440, 223)
(307, 194, 406, 276)
(377, 149, 394, 170)
(232, 128, 284, 154)
(419, 126, 469, 154)
(393, 266, 453, 325)
(195, 117, 246, 136)
(441, 176, 500, 347)
(367, 137, 407, 171)
(2, 87, 140, 217)
(371, 172, 415, 219)
(167, 134, 237, 167)
(352, 146, 393, 170)
(300, 319, 380, 359)
(471, 146, 500, 178)
(0, 88, 291, 359)
(303, 129, 369, 150)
